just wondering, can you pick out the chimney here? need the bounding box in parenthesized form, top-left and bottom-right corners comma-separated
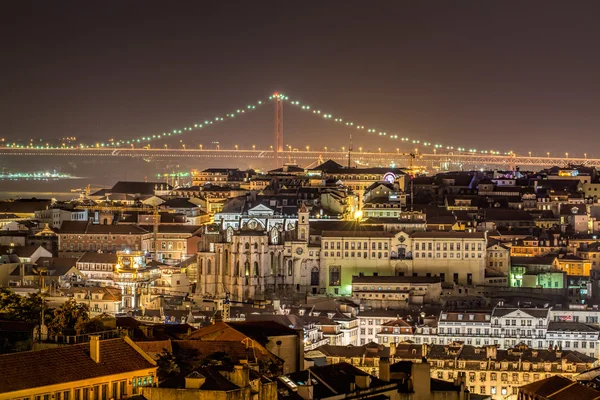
(389, 342, 397, 358)
(411, 362, 431, 395)
(90, 335, 101, 363)
(379, 357, 391, 382)
(222, 365, 249, 388)
(486, 345, 497, 360)
(355, 374, 371, 389)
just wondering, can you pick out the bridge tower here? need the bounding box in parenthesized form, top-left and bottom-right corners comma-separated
(273, 93, 284, 168)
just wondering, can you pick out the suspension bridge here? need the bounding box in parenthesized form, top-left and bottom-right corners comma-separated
(1, 93, 594, 169)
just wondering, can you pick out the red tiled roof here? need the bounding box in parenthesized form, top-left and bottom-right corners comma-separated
(0, 338, 156, 394)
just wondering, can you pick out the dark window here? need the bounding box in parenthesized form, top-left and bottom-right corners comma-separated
(311, 267, 320, 286)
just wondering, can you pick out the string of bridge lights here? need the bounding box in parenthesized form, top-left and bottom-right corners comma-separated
(278, 93, 511, 156)
(3, 97, 269, 150)
(5, 92, 514, 155)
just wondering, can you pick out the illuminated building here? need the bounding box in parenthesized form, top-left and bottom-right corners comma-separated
(113, 250, 160, 309)
(308, 160, 407, 207)
(427, 342, 595, 399)
(57, 221, 146, 256)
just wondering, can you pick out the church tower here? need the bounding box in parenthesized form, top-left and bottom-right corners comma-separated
(298, 202, 309, 243)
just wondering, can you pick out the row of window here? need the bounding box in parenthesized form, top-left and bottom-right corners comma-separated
(324, 241, 389, 250)
(64, 235, 135, 240)
(323, 251, 389, 259)
(23, 379, 131, 400)
(414, 252, 482, 259)
(63, 244, 140, 251)
(414, 242, 482, 251)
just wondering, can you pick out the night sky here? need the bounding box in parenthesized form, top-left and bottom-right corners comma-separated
(2, 1, 600, 156)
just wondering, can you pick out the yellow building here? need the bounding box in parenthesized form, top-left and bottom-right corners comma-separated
(0, 336, 157, 400)
(556, 255, 592, 277)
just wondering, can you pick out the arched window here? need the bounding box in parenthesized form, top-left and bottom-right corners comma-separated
(245, 261, 250, 276)
(245, 243, 250, 250)
(235, 261, 240, 276)
(199, 259, 203, 275)
(254, 243, 258, 250)
(288, 260, 293, 276)
(254, 261, 259, 276)
(270, 253, 275, 274)
(207, 259, 212, 275)
(311, 267, 319, 286)
(300, 228, 306, 241)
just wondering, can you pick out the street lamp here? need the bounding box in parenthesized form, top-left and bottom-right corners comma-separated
(235, 144, 238, 150)
(306, 146, 310, 151)
(252, 144, 256, 150)
(164, 144, 167, 150)
(547, 152, 550, 158)
(182, 144, 186, 150)
(359, 147, 362, 152)
(528, 151, 531, 157)
(566, 152, 569, 158)
(199, 144, 203, 150)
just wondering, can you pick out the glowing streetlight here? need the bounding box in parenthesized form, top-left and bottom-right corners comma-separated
(252, 144, 256, 150)
(566, 152, 569, 158)
(199, 144, 203, 150)
(359, 147, 362, 152)
(164, 144, 167, 150)
(547, 152, 550, 158)
(306, 146, 310, 151)
(182, 144, 186, 150)
(235, 144, 238, 150)
(528, 151, 531, 157)
(585, 153, 588, 159)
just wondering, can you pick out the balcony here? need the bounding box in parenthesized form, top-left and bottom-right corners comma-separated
(304, 337, 330, 351)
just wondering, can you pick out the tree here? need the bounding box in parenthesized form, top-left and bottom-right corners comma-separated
(47, 299, 89, 336)
(0, 288, 45, 324)
(156, 350, 180, 382)
(75, 316, 107, 335)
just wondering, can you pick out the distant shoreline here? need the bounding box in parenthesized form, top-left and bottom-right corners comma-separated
(0, 191, 78, 201)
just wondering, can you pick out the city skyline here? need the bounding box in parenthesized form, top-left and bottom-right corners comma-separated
(2, 1, 600, 158)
